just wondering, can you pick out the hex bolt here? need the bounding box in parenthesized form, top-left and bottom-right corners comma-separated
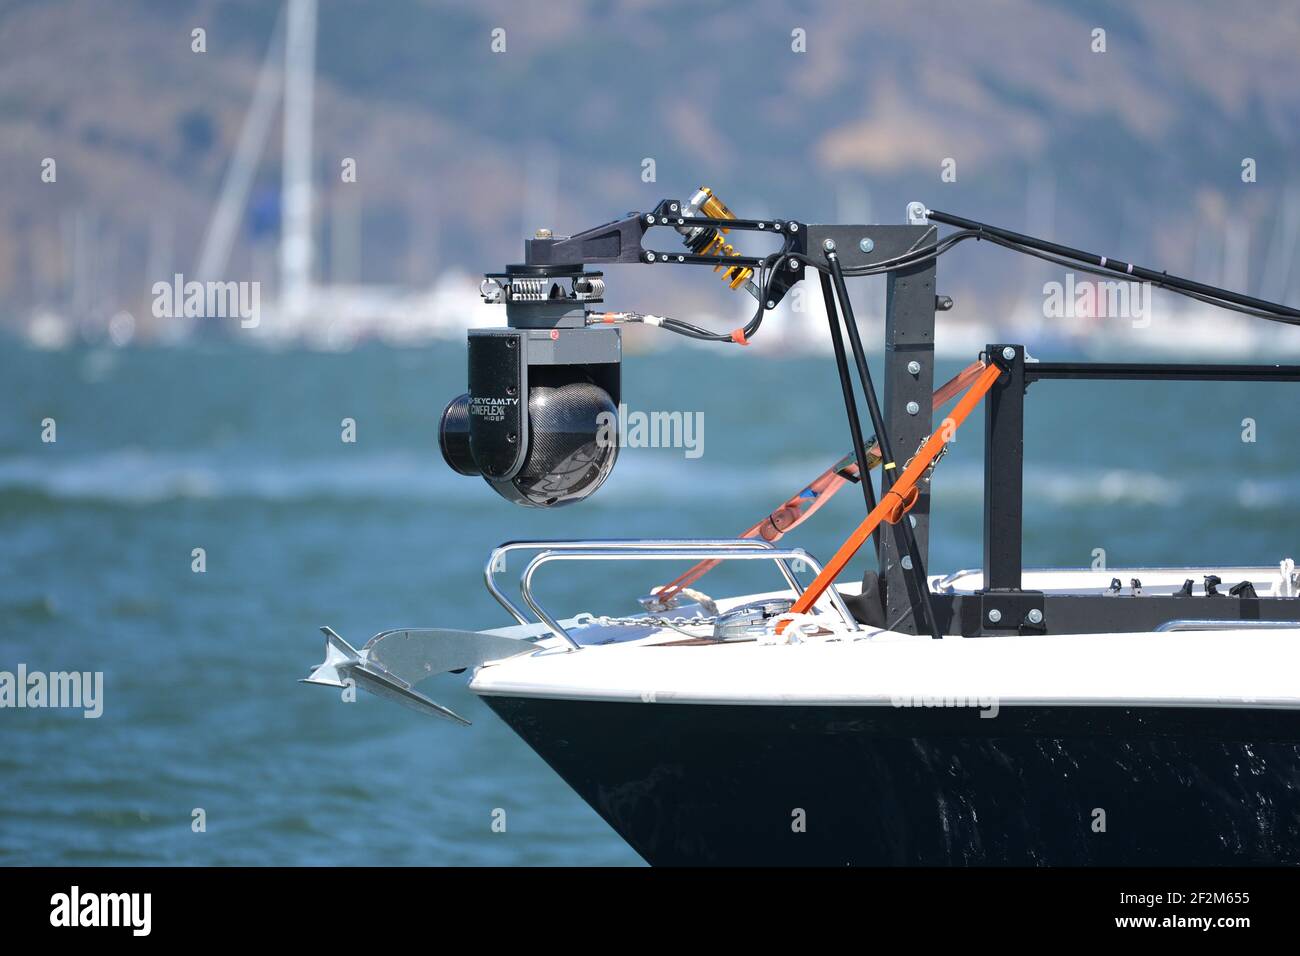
(906, 401, 920, 415)
(900, 555, 913, 570)
(1001, 346, 1016, 361)
(822, 238, 837, 252)
(858, 237, 875, 254)
(987, 608, 1002, 624)
(1027, 608, 1044, 625)
(907, 360, 922, 375)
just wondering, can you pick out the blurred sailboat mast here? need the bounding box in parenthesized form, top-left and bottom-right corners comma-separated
(280, 0, 317, 322)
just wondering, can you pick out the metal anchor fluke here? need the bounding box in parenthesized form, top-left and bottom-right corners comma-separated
(301, 626, 532, 725)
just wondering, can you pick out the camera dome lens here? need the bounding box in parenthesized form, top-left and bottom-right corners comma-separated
(505, 381, 618, 507)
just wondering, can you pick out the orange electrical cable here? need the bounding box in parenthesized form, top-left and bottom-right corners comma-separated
(788, 361, 1004, 618)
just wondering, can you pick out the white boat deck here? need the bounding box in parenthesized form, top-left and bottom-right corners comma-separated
(470, 565, 1300, 709)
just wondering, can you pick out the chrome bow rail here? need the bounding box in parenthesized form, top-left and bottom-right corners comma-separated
(1154, 619, 1300, 632)
(484, 538, 858, 649)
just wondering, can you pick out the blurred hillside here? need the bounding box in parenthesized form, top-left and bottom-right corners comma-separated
(2, 0, 1300, 344)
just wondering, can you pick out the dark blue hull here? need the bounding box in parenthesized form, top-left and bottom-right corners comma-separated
(482, 697, 1300, 865)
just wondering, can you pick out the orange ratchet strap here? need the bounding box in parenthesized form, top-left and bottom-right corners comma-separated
(788, 361, 1004, 618)
(652, 360, 988, 605)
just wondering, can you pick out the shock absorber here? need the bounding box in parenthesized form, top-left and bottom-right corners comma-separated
(676, 187, 758, 296)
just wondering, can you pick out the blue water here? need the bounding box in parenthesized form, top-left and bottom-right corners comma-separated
(1, 341, 1297, 864)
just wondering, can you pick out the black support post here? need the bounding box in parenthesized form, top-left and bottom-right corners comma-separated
(802, 223, 941, 636)
(825, 248, 943, 641)
(983, 345, 1025, 591)
(882, 246, 938, 632)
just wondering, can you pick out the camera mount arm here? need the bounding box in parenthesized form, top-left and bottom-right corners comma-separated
(518, 193, 809, 309)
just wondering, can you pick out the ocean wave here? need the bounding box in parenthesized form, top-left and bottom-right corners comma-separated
(0, 450, 452, 505)
(0, 449, 1292, 511)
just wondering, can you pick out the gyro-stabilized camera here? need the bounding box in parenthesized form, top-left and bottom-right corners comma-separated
(439, 188, 809, 506)
(438, 263, 620, 508)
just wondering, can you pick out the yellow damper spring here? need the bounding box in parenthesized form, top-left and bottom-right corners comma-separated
(696, 188, 754, 291)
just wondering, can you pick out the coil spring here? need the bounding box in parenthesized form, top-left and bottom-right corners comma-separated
(509, 277, 547, 301)
(574, 276, 605, 300)
(681, 188, 753, 291)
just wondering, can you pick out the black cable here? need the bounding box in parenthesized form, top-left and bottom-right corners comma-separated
(974, 233, 1300, 327)
(658, 235, 797, 342)
(654, 210, 1300, 343)
(825, 249, 945, 642)
(927, 208, 1300, 327)
(818, 271, 882, 557)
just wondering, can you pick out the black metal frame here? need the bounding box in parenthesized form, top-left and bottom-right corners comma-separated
(521, 204, 949, 636)
(968, 345, 1300, 636)
(510, 195, 1300, 638)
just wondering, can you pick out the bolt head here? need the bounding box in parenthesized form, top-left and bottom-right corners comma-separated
(1027, 608, 1044, 625)
(906, 401, 920, 415)
(765, 300, 776, 309)
(987, 608, 1002, 624)
(858, 237, 875, 253)
(900, 555, 913, 570)
(534, 228, 553, 239)
(822, 238, 837, 252)
(907, 360, 922, 375)
(1001, 346, 1016, 361)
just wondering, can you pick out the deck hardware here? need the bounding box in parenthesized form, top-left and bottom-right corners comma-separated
(519, 545, 859, 646)
(484, 538, 801, 638)
(1229, 581, 1258, 599)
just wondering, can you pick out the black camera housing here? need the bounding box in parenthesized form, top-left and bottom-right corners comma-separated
(439, 264, 621, 507)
